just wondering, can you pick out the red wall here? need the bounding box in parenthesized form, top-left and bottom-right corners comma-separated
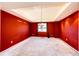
(47, 22, 54, 37)
(0, 10, 30, 52)
(60, 11, 79, 50)
(53, 22, 61, 38)
(30, 23, 37, 36)
(47, 22, 61, 37)
(30, 22, 61, 38)
(0, 10, 1, 50)
(78, 13, 79, 51)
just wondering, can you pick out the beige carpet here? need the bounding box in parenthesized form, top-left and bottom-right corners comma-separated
(0, 37, 79, 56)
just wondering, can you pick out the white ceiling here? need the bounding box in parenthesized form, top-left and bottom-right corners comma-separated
(0, 2, 79, 22)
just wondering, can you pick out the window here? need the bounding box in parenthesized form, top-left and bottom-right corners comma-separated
(38, 23, 47, 32)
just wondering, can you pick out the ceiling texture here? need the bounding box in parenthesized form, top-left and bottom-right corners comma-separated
(0, 2, 79, 22)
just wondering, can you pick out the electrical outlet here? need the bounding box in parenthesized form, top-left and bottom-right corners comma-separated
(66, 38, 68, 41)
(11, 41, 13, 44)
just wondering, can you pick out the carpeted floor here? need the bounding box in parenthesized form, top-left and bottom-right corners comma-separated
(0, 37, 79, 56)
